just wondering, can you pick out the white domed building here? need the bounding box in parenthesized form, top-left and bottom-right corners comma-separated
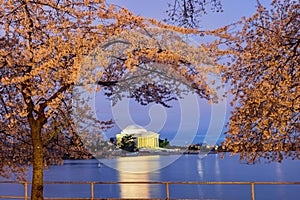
(116, 125, 159, 149)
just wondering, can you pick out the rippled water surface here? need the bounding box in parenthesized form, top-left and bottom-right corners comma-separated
(1, 154, 299, 200)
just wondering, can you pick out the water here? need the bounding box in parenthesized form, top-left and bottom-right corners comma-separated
(1, 154, 299, 199)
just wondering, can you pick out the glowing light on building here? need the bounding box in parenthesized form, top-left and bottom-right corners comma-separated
(116, 125, 159, 149)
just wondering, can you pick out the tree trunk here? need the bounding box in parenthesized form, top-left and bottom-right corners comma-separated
(30, 121, 44, 200)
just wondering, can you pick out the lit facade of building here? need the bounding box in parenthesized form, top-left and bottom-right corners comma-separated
(116, 125, 159, 149)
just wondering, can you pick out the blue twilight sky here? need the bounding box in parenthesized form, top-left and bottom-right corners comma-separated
(94, 0, 271, 145)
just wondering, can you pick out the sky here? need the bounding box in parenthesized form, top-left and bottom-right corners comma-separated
(91, 0, 271, 146)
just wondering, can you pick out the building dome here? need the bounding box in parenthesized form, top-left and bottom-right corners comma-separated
(121, 125, 147, 135)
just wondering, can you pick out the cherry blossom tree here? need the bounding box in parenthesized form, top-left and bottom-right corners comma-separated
(166, 0, 299, 163)
(206, 0, 299, 163)
(0, 1, 220, 199)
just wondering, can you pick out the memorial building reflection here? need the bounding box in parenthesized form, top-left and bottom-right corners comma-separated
(117, 155, 161, 198)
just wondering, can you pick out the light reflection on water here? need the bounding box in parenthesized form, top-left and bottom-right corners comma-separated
(0, 154, 299, 199)
(103, 155, 161, 173)
(197, 158, 203, 179)
(116, 156, 160, 198)
(100, 154, 182, 173)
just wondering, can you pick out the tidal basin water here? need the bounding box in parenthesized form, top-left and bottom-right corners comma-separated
(1, 154, 299, 199)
